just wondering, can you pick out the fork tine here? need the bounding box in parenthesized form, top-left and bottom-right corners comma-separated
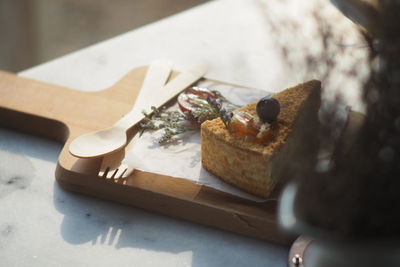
(112, 169, 126, 183)
(107, 168, 119, 179)
(121, 166, 134, 178)
(98, 130, 140, 180)
(105, 165, 130, 180)
(118, 168, 128, 178)
(98, 167, 110, 178)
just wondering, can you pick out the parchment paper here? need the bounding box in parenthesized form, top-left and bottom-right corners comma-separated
(125, 81, 270, 202)
(125, 81, 349, 202)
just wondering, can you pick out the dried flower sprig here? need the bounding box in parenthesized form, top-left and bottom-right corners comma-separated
(141, 106, 195, 144)
(206, 97, 233, 127)
(141, 89, 238, 144)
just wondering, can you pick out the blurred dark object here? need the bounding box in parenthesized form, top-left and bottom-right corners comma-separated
(279, 0, 400, 266)
(287, 235, 400, 267)
(330, 0, 379, 35)
(287, 0, 400, 240)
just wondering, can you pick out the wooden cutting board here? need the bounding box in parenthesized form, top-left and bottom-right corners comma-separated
(0, 67, 364, 245)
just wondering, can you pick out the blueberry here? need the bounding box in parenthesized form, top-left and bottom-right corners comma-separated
(256, 97, 280, 123)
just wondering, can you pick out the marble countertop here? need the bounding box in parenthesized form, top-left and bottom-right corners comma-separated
(0, 0, 366, 266)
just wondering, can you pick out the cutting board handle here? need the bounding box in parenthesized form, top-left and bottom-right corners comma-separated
(0, 70, 79, 142)
(0, 68, 146, 143)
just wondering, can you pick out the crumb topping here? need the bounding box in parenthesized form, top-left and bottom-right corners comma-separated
(201, 80, 321, 157)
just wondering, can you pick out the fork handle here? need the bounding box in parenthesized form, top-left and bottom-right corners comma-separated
(114, 60, 173, 130)
(115, 63, 208, 130)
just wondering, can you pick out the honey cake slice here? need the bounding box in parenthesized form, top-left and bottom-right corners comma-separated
(201, 80, 321, 198)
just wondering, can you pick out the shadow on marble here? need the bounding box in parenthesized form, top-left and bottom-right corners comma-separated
(0, 127, 62, 163)
(0, 149, 35, 199)
(0, 127, 287, 266)
(0, 128, 62, 199)
(53, 181, 288, 267)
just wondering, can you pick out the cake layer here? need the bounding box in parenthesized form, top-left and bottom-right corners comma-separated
(201, 80, 321, 198)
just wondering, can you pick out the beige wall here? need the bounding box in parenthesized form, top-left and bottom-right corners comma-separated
(0, 0, 209, 72)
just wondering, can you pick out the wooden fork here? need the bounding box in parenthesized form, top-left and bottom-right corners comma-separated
(98, 131, 139, 182)
(96, 59, 173, 181)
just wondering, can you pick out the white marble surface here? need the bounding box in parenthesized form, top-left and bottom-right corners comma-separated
(0, 128, 287, 267)
(1, 0, 367, 266)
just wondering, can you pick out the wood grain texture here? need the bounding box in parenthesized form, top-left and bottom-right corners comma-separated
(2, 67, 345, 244)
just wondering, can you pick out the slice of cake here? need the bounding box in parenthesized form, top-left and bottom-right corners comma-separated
(201, 80, 321, 198)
